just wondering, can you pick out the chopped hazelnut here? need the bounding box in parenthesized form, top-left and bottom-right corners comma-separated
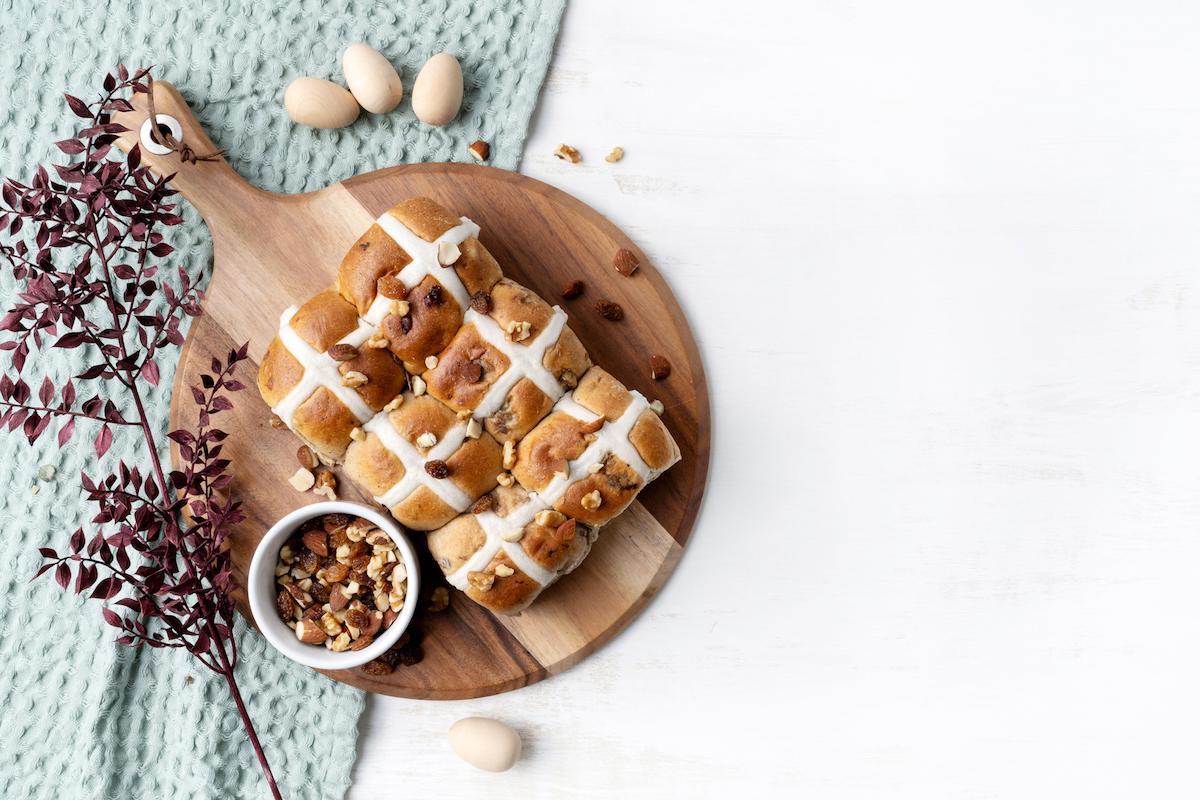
(438, 241, 461, 266)
(416, 431, 437, 449)
(468, 140, 491, 162)
(328, 343, 359, 361)
(580, 490, 603, 511)
(288, 468, 316, 492)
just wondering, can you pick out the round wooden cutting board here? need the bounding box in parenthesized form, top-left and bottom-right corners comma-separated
(114, 83, 709, 699)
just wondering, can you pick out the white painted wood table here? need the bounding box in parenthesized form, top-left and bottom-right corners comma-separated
(352, 1, 1200, 796)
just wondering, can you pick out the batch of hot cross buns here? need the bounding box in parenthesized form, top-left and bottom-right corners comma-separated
(257, 197, 680, 614)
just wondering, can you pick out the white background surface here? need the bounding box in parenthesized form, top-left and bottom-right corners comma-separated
(352, 2, 1200, 797)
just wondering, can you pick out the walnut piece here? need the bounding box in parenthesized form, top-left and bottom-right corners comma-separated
(554, 143, 581, 163)
(580, 490, 603, 511)
(467, 571, 495, 592)
(605, 146, 625, 163)
(341, 370, 369, 388)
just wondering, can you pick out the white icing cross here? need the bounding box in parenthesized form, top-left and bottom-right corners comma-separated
(270, 306, 376, 427)
(445, 493, 558, 591)
(444, 388, 666, 592)
(538, 390, 656, 506)
(374, 213, 479, 315)
(366, 412, 473, 512)
(464, 306, 568, 417)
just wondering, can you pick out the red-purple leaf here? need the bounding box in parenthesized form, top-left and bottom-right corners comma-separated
(57, 418, 76, 447)
(38, 376, 53, 406)
(64, 93, 91, 118)
(102, 607, 122, 628)
(54, 562, 71, 589)
(140, 360, 160, 386)
(95, 424, 113, 458)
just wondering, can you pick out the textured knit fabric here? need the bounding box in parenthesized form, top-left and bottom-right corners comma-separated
(0, 1, 564, 798)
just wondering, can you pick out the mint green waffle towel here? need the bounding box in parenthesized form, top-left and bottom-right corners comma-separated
(0, 1, 564, 797)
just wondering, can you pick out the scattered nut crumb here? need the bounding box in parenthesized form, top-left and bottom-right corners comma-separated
(587, 461, 604, 474)
(494, 564, 515, 578)
(561, 280, 584, 300)
(411, 375, 427, 396)
(496, 472, 515, 488)
(384, 395, 404, 412)
(270, 414, 287, 429)
(502, 440, 516, 470)
(350, 426, 366, 442)
(425, 354, 439, 370)
(341, 370, 368, 388)
(329, 343, 359, 362)
(288, 468, 316, 492)
(580, 490, 603, 511)
(605, 146, 624, 163)
(37, 464, 56, 481)
(365, 332, 390, 349)
(428, 586, 450, 612)
(595, 300, 624, 321)
(613, 248, 640, 276)
(416, 431, 438, 449)
(31, 483, 40, 495)
(467, 571, 495, 592)
(466, 418, 482, 439)
(554, 143, 581, 163)
(501, 527, 524, 542)
(649, 354, 672, 381)
(649, 399, 665, 415)
(468, 140, 490, 162)
(390, 299, 411, 316)
(535, 509, 567, 527)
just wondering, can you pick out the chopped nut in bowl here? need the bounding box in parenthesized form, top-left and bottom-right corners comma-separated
(247, 501, 420, 670)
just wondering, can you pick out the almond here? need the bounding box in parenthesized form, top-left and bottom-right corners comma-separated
(613, 248, 640, 276)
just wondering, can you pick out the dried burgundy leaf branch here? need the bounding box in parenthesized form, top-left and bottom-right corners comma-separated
(0, 66, 282, 799)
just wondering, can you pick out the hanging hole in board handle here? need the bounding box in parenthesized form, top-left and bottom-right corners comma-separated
(139, 114, 182, 156)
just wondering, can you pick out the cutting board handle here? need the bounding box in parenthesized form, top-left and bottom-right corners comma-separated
(112, 81, 270, 228)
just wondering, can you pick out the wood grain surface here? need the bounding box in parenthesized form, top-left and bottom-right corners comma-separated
(112, 83, 709, 699)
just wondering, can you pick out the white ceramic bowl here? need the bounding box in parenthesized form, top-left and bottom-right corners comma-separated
(247, 500, 420, 670)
